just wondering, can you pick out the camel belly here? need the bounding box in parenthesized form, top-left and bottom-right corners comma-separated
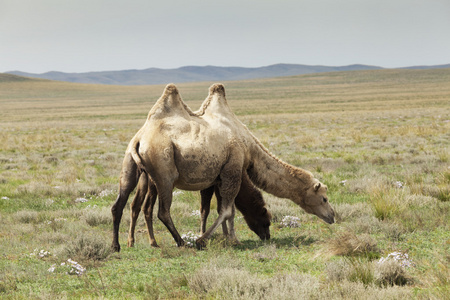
(172, 142, 227, 190)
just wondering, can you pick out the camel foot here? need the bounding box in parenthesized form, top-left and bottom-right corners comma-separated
(195, 238, 207, 250)
(111, 243, 121, 252)
(176, 239, 185, 248)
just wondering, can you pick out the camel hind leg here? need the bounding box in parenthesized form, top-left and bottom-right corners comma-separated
(111, 153, 139, 252)
(143, 178, 159, 247)
(127, 172, 148, 247)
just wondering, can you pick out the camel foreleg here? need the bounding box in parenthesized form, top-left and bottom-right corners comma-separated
(200, 186, 214, 235)
(157, 186, 185, 247)
(196, 151, 243, 248)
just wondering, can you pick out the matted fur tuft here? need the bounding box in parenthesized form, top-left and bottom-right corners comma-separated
(196, 83, 227, 116)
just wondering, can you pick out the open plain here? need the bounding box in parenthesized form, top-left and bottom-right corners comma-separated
(0, 69, 449, 299)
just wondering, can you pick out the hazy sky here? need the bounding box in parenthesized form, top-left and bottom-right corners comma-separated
(1, 0, 450, 73)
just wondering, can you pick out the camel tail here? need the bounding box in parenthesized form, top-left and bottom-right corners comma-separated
(130, 138, 147, 174)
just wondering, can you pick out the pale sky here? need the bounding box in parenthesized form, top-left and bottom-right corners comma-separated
(1, 0, 450, 73)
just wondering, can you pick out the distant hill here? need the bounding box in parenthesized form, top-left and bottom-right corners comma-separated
(0, 73, 41, 83)
(6, 63, 449, 85)
(400, 64, 450, 70)
(7, 64, 383, 86)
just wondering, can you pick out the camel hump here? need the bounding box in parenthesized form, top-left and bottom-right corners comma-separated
(148, 83, 195, 118)
(196, 83, 231, 116)
(209, 83, 226, 97)
(163, 83, 179, 97)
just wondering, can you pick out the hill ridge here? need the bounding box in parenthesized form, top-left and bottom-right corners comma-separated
(5, 63, 449, 86)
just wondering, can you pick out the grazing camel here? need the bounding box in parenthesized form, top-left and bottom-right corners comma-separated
(111, 83, 334, 251)
(200, 171, 271, 240)
(126, 165, 271, 248)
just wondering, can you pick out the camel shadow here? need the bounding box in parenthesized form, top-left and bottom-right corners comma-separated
(233, 234, 317, 251)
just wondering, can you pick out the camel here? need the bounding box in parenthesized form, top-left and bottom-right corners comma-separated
(111, 83, 334, 251)
(125, 166, 271, 248)
(200, 171, 271, 240)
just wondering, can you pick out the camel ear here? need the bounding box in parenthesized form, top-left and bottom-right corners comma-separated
(314, 182, 321, 192)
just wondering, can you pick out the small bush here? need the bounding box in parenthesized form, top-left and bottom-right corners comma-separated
(64, 232, 111, 261)
(14, 210, 39, 224)
(82, 206, 111, 227)
(375, 259, 411, 286)
(326, 258, 375, 285)
(327, 232, 379, 257)
(326, 259, 351, 282)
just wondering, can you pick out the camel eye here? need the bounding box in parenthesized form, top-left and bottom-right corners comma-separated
(323, 197, 328, 203)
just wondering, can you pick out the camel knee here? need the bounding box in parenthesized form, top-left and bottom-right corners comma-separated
(111, 203, 123, 220)
(220, 205, 234, 220)
(158, 210, 170, 223)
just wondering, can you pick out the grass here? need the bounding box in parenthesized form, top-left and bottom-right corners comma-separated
(0, 68, 449, 299)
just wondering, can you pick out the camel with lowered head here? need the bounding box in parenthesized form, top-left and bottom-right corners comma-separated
(111, 83, 334, 250)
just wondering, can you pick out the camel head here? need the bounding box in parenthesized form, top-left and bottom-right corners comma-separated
(299, 181, 335, 224)
(243, 207, 271, 240)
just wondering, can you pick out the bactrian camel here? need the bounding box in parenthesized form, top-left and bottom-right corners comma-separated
(126, 170, 271, 248)
(111, 83, 334, 251)
(113, 95, 272, 250)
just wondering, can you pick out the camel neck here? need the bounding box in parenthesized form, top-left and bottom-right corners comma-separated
(246, 138, 312, 202)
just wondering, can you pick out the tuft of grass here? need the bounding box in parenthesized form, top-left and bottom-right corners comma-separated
(346, 258, 375, 286)
(327, 231, 379, 258)
(369, 186, 404, 220)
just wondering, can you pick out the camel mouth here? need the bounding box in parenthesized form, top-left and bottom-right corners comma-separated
(322, 215, 335, 224)
(258, 232, 270, 240)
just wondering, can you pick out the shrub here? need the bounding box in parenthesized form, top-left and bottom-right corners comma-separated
(326, 258, 374, 286)
(64, 232, 111, 261)
(82, 206, 111, 227)
(14, 210, 39, 224)
(375, 259, 411, 286)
